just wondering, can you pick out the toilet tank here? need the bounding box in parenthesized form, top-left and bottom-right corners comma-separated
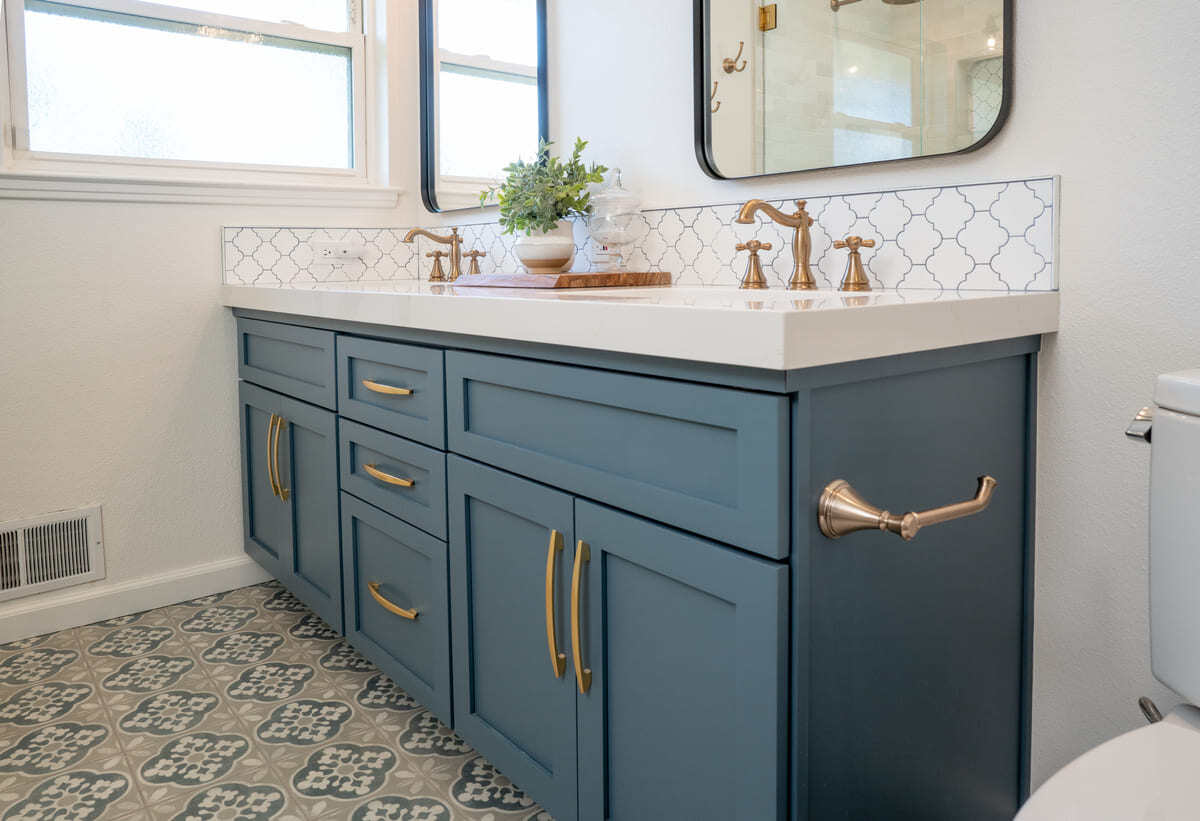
(1150, 369, 1200, 704)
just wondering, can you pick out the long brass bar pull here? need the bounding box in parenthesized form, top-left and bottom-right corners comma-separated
(818, 475, 997, 541)
(367, 581, 418, 620)
(266, 414, 280, 498)
(272, 417, 290, 501)
(545, 530, 567, 678)
(570, 540, 592, 694)
(361, 379, 413, 396)
(363, 464, 415, 488)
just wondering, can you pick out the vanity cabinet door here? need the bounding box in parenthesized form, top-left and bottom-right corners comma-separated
(238, 382, 342, 632)
(448, 456, 580, 821)
(574, 500, 788, 821)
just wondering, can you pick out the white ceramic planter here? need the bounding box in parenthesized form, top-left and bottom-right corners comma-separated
(514, 222, 576, 274)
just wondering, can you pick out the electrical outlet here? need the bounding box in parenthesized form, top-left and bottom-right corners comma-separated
(312, 240, 367, 264)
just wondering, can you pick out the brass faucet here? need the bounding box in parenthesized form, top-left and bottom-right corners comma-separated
(404, 226, 463, 281)
(463, 249, 487, 276)
(426, 250, 448, 282)
(735, 240, 772, 290)
(734, 199, 816, 290)
(833, 235, 875, 291)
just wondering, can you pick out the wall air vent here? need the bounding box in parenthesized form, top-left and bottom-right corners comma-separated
(0, 506, 105, 603)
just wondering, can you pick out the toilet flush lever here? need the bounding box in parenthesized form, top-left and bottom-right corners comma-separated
(818, 475, 997, 541)
(1126, 406, 1154, 443)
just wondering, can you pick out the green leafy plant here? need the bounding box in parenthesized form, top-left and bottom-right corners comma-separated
(481, 138, 607, 236)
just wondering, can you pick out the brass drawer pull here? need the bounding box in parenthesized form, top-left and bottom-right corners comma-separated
(818, 475, 997, 541)
(361, 379, 413, 396)
(272, 416, 289, 501)
(368, 581, 419, 620)
(571, 539, 592, 694)
(363, 463, 416, 488)
(266, 414, 280, 498)
(545, 529, 567, 678)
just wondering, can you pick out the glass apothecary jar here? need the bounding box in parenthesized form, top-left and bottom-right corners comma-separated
(587, 169, 641, 272)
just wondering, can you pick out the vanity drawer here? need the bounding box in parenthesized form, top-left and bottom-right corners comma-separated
(339, 419, 447, 540)
(337, 336, 446, 449)
(446, 351, 790, 558)
(340, 493, 451, 725)
(237, 318, 337, 409)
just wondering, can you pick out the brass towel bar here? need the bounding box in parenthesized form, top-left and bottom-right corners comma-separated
(818, 475, 997, 540)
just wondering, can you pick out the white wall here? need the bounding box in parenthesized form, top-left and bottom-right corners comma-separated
(414, 0, 1199, 788)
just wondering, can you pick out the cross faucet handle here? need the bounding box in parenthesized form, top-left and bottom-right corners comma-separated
(735, 240, 773, 254)
(833, 236, 876, 252)
(463, 249, 487, 276)
(425, 249, 448, 282)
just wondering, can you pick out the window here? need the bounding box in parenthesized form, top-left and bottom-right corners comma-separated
(433, 0, 538, 204)
(3, 0, 365, 175)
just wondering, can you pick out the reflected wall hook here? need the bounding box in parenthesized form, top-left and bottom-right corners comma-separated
(722, 41, 748, 73)
(710, 81, 721, 113)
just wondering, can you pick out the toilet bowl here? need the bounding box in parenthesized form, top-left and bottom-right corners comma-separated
(1018, 369, 1200, 819)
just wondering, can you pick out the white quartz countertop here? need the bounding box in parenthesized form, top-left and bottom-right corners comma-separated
(222, 281, 1060, 371)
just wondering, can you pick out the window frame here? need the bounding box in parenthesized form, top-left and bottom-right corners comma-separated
(0, 0, 384, 192)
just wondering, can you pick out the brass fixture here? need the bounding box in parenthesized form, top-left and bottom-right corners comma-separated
(271, 415, 289, 501)
(571, 539, 592, 694)
(426, 250, 448, 282)
(544, 529, 567, 678)
(404, 226, 463, 281)
(818, 475, 997, 541)
(834, 235, 875, 291)
(367, 581, 418, 620)
(463, 249, 487, 276)
(735, 240, 772, 290)
(710, 81, 721, 114)
(361, 379, 412, 396)
(735, 199, 817, 290)
(363, 464, 415, 488)
(759, 3, 777, 30)
(266, 414, 281, 498)
(722, 41, 747, 73)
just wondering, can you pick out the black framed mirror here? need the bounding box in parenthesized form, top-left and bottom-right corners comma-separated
(694, 0, 1012, 179)
(420, 0, 549, 212)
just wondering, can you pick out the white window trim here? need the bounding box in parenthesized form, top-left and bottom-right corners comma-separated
(0, 0, 401, 206)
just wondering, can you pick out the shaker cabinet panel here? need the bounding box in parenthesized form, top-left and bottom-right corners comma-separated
(448, 456, 580, 821)
(574, 500, 788, 821)
(237, 318, 337, 409)
(238, 381, 342, 632)
(337, 336, 446, 448)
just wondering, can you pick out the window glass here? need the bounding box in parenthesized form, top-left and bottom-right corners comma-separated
(23, 1, 353, 168)
(438, 68, 537, 178)
(140, 0, 351, 32)
(833, 40, 914, 126)
(437, 0, 536, 66)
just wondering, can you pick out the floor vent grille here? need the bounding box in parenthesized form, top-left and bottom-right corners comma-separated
(0, 506, 105, 603)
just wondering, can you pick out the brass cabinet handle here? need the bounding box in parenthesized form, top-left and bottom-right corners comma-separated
(361, 379, 413, 396)
(272, 416, 289, 501)
(544, 529, 567, 678)
(367, 581, 419, 620)
(818, 475, 997, 541)
(363, 463, 415, 488)
(265, 414, 280, 498)
(570, 539, 592, 694)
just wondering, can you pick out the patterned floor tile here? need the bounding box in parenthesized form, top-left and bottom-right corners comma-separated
(1, 582, 550, 820)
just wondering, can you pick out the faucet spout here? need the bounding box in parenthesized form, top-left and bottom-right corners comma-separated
(735, 199, 817, 290)
(403, 226, 463, 281)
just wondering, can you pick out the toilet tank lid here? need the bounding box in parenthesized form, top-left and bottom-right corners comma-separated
(1156, 369, 1200, 416)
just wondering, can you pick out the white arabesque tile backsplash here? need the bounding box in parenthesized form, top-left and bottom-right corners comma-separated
(223, 176, 1057, 291)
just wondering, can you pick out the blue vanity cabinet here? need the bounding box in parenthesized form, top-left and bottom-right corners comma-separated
(574, 500, 788, 821)
(447, 455, 581, 821)
(238, 381, 342, 632)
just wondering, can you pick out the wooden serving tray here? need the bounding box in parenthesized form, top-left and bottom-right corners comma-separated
(456, 271, 671, 289)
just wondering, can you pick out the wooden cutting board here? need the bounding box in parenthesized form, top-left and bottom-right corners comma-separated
(455, 271, 671, 289)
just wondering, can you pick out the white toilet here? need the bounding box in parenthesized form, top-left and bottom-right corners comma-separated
(1018, 369, 1200, 819)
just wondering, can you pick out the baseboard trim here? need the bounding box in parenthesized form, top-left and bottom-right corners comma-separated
(0, 555, 272, 644)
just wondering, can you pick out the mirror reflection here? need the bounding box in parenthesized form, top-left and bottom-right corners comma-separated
(421, 0, 546, 211)
(703, 0, 1007, 178)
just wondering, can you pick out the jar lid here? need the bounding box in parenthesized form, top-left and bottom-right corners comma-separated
(592, 169, 640, 214)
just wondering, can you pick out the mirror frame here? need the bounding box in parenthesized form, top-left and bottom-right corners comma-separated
(419, 0, 550, 212)
(692, 0, 1014, 179)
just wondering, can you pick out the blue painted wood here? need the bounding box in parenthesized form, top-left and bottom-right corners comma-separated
(238, 381, 342, 632)
(447, 455, 579, 821)
(797, 354, 1031, 820)
(575, 500, 788, 821)
(339, 419, 448, 540)
(237, 318, 337, 409)
(337, 336, 446, 448)
(340, 492, 452, 724)
(446, 351, 790, 558)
